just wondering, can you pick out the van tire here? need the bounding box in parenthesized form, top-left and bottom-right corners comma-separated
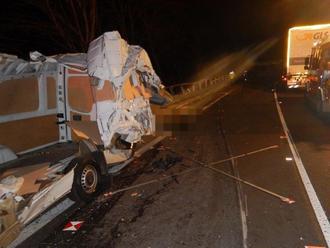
(70, 159, 103, 202)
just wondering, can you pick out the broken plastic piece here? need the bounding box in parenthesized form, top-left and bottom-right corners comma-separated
(0, 176, 24, 198)
(285, 157, 293, 161)
(281, 197, 295, 204)
(14, 196, 24, 203)
(103, 192, 113, 197)
(29, 51, 46, 62)
(63, 221, 84, 231)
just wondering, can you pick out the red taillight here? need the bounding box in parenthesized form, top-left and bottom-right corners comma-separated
(308, 75, 318, 82)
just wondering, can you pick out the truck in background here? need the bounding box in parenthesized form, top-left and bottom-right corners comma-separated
(304, 39, 330, 114)
(283, 23, 330, 89)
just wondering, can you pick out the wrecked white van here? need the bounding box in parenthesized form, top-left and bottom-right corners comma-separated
(0, 31, 167, 246)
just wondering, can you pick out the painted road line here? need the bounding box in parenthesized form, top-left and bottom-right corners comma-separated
(216, 111, 248, 248)
(274, 91, 330, 247)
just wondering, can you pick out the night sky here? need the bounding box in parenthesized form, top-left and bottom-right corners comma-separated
(0, 0, 329, 83)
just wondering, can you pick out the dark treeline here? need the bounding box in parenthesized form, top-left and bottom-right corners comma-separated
(0, 0, 329, 84)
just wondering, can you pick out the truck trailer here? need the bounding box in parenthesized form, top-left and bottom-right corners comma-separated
(305, 39, 330, 114)
(283, 23, 330, 88)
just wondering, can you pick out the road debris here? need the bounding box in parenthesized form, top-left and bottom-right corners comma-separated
(62, 221, 84, 232)
(285, 157, 293, 161)
(151, 152, 182, 171)
(100, 167, 201, 202)
(130, 192, 141, 197)
(101, 145, 294, 205)
(205, 165, 295, 204)
(207, 145, 279, 167)
(168, 146, 296, 204)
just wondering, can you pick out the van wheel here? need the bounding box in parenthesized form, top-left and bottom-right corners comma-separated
(70, 159, 102, 202)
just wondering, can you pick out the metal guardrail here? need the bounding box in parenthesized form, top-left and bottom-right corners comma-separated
(165, 74, 229, 97)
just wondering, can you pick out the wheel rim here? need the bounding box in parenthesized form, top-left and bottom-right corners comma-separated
(80, 164, 98, 194)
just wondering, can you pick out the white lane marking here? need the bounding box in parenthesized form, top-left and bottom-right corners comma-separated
(218, 117, 248, 248)
(233, 165, 248, 248)
(274, 92, 330, 247)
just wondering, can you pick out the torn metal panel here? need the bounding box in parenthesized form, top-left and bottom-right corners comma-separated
(96, 96, 155, 148)
(18, 169, 74, 225)
(86, 31, 160, 155)
(87, 31, 128, 81)
(4, 164, 49, 196)
(0, 151, 75, 240)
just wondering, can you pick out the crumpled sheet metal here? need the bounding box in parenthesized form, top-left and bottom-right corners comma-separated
(87, 31, 160, 149)
(0, 154, 74, 228)
(0, 52, 87, 79)
(87, 31, 128, 81)
(87, 31, 161, 89)
(1, 31, 159, 153)
(19, 169, 74, 225)
(96, 96, 154, 148)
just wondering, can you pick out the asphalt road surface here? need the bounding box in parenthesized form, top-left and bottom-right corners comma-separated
(20, 83, 329, 248)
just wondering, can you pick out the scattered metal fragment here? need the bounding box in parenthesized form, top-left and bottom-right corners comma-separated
(101, 145, 294, 204)
(168, 146, 295, 204)
(100, 167, 200, 202)
(281, 197, 295, 204)
(285, 157, 293, 161)
(199, 145, 278, 167)
(206, 165, 295, 204)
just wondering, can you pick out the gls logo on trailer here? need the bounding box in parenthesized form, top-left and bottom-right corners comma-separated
(295, 31, 329, 41)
